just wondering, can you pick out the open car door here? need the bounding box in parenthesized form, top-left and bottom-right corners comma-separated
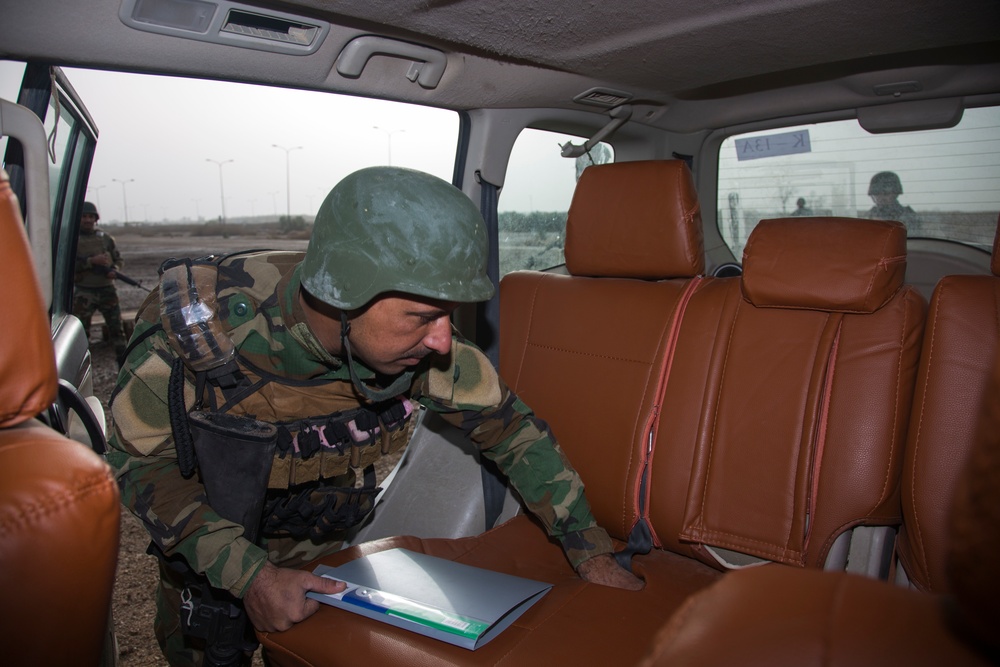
(1, 62, 106, 452)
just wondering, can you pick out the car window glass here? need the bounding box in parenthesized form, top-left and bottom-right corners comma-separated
(500, 128, 613, 276)
(0, 61, 26, 157)
(717, 107, 1000, 258)
(55, 67, 459, 227)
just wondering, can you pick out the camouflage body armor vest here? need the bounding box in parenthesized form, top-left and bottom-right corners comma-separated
(157, 251, 415, 542)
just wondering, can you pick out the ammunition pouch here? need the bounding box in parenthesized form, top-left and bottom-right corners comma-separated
(261, 468, 381, 541)
(270, 398, 412, 485)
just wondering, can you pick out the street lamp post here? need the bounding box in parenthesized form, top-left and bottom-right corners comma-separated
(272, 144, 302, 221)
(112, 178, 134, 224)
(373, 126, 404, 166)
(88, 184, 106, 212)
(206, 158, 234, 224)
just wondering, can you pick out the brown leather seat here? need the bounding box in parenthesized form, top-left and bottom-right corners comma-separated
(639, 347, 1000, 667)
(638, 218, 1000, 667)
(897, 215, 1000, 594)
(259, 169, 926, 667)
(645, 216, 924, 572)
(0, 169, 121, 665)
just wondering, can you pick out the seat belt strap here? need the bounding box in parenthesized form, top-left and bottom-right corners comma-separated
(615, 277, 703, 569)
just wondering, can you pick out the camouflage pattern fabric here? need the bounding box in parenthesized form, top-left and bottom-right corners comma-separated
(73, 284, 127, 357)
(107, 250, 611, 662)
(75, 228, 123, 288)
(75, 227, 127, 360)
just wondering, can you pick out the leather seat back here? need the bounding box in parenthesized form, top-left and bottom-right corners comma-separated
(0, 169, 121, 665)
(897, 215, 1000, 593)
(500, 159, 705, 538)
(646, 218, 926, 569)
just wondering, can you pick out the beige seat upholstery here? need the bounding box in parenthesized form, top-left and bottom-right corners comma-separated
(0, 169, 121, 665)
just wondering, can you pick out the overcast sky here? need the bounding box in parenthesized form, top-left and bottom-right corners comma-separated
(1, 62, 580, 224)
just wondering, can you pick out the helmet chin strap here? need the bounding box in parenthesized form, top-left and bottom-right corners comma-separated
(340, 311, 414, 402)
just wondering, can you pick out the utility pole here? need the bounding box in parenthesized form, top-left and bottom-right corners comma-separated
(373, 126, 404, 166)
(272, 144, 302, 221)
(206, 158, 234, 224)
(88, 184, 106, 212)
(112, 178, 134, 224)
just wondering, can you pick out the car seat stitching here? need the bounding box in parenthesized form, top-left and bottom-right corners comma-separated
(694, 292, 741, 527)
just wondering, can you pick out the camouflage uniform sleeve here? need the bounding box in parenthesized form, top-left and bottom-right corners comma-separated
(105, 310, 267, 598)
(106, 234, 123, 271)
(413, 336, 613, 568)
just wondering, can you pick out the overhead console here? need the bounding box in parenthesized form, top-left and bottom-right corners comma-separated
(119, 0, 329, 55)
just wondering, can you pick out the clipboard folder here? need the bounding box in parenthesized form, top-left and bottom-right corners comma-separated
(307, 547, 552, 650)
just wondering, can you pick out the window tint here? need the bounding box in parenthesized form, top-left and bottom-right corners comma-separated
(717, 107, 1000, 258)
(499, 128, 613, 276)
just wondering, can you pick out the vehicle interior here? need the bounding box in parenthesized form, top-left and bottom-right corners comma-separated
(1, 0, 999, 665)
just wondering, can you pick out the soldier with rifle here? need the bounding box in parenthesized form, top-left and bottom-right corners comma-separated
(74, 200, 129, 366)
(107, 167, 643, 666)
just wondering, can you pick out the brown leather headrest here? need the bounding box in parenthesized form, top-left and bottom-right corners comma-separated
(564, 160, 704, 279)
(741, 217, 907, 313)
(0, 169, 57, 427)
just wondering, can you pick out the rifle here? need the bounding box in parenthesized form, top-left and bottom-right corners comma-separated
(91, 263, 151, 292)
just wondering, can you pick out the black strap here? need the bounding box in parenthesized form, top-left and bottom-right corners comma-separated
(614, 458, 654, 570)
(614, 518, 654, 571)
(339, 312, 414, 402)
(169, 357, 198, 479)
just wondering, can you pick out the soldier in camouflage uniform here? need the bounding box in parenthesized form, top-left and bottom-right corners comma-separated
(107, 166, 641, 666)
(863, 171, 921, 232)
(74, 201, 128, 365)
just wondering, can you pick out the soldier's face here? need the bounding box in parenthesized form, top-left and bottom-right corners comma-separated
(81, 213, 98, 231)
(347, 294, 457, 375)
(871, 193, 895, 208)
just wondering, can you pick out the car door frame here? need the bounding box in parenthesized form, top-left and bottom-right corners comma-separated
(2, 62, 105, 442)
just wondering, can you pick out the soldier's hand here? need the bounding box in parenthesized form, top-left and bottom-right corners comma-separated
(90, 252, 112, 267)
(576, 553, 645, 590)
(244, 561, 346, 633)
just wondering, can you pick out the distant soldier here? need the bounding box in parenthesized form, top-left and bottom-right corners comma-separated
(74, 200, 127, 365)
(790, 197, 813, 217)
(863, 171, 920, 232)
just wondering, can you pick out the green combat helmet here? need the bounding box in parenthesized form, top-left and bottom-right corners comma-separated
(301, 166, 494, 310)
(301, 166, 494, 400)
(82, 201, 100, 218)
(868, 171, 903, 196)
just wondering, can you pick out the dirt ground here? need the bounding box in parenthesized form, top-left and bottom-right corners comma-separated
(90, 231, 398, 666)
